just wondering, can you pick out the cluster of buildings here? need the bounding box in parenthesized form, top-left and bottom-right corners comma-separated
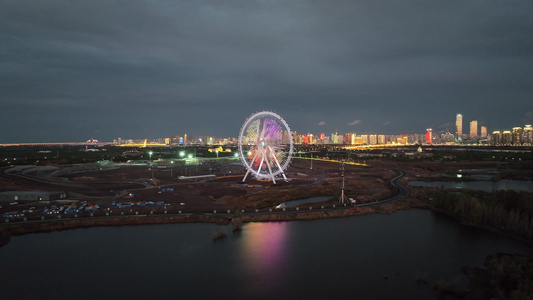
(113, 135, 238, 147)
(492, 126, 533, 145)
(453, 113, 532, 145)
(453, 114, 488, 142)
(292, 132, 429, 146)
(111, 114, 532, 147)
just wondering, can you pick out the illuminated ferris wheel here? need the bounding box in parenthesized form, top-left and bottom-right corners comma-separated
(238, 111, 293, 184)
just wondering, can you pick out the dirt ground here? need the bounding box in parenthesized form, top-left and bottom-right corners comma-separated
(0, 158, 397, 216)
(4, 158, 530, 218)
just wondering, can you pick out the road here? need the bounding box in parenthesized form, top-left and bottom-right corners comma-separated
(356, 169, 409, 207)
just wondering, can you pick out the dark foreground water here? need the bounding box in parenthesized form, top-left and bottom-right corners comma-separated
(1, 209, 532, 299)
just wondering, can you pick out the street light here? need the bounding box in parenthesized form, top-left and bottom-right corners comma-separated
(149, 151, 153, 164)
(179, 151, 185, 158)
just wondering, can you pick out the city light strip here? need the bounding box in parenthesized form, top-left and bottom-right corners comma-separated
(0, 142, 110, 147)
(0, 142, 172, 147)
(292, 156, 369, 167)
(115, 143, 169, 147)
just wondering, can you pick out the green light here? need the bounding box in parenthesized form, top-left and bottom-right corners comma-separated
(188, 154, 192, 159)
(179, 151, 185, 157)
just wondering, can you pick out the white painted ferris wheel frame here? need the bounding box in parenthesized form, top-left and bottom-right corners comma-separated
(238, 111, 294, 182)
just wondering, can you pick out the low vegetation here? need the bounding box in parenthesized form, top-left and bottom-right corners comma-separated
(435, 253, 533, 299)
(430, 190, 533, 242)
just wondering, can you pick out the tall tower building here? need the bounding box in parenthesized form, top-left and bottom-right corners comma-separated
(456, 114, 463, 139)
(426, 128, 432, 144)
(512, 127, 522, 145)
(492, 131, 501, 144)
(524, 125, 532, 144)
(480, 126, 487, 137)
(470, 120, 478, 138)
(502, 131, 512, 145)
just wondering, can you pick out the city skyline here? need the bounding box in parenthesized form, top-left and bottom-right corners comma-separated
(2, 1, 533, 143)
(2, 111, 532, 145)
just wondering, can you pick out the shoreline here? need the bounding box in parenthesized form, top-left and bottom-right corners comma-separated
(429, 207, 533, 246)
(0, 198, 428, 246)
(2, 198, 532, 248)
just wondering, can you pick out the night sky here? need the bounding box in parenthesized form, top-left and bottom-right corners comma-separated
(2, 0, 533, 143)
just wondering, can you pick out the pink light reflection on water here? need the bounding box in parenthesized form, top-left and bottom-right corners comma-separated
(241, 222, 289, 288)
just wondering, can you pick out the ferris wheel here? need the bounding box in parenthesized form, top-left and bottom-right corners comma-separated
(238, 111, 294, 184)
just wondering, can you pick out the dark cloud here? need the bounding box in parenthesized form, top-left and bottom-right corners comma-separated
(1, 0, 533, 142)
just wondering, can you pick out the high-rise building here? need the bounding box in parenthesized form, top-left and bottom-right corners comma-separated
(492, 131, 501, 145)
(512, 127, 522, 145)
(295, 134, 304, 144)
(283, 130, 291, 144)
(456, 114, 463, 139)
(378, 135, 385, 144)
(470, 120, 478, 138)
(353, 136, 365, 145)
(502, 131, 512, 145)
(524, 125, 532, 144)
(345, 133, 355, 145)
(331, 133, 338, 144)
(480, 126, 487, 137)
(369, 135, 377, 145)
(426, 128, 432, 144)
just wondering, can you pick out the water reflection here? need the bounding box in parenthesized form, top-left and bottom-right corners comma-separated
(2, 211, 533, 299)
(241, 222, 289, 289)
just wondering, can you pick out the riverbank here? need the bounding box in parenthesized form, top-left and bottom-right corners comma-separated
(0, 198, 429, 246)
(430, 206, 533, 246)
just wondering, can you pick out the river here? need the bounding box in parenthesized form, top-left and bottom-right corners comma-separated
(1, 209, 532, 299)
